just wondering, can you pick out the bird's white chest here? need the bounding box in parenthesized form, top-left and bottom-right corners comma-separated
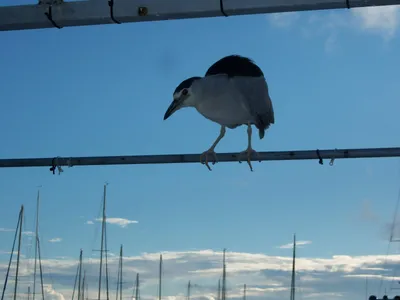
(193, 77, 253, 126)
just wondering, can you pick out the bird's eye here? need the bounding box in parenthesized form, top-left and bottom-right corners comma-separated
(182, 89, 188, 96)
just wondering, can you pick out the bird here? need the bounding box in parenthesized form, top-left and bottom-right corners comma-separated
(163, 55, 275, 171)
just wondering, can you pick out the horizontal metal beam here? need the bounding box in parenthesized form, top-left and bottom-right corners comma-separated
(0, 147, 400, 171)
(1, 0, 400, 32)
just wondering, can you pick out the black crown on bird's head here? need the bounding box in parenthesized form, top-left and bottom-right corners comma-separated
(173, 76, 202, 95)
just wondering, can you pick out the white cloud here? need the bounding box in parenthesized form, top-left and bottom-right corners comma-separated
(0, 250, 25, 258)
(278, 240, 312, 249)
(268, 5, 400, 51)
(1, 249, 398, 300)
(93, 217, 139, 228)
(49, 237, 62, 243)
(352, 5, 400, 38)
(324, 33, 338, 54)
(86, 220, 94, 225)
(268, 12, 300, 28)
(0, 227, 35, 237)
(43, 284, 66, 300)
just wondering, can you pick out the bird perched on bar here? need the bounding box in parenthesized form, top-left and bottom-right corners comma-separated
(163, 55, 275, 171)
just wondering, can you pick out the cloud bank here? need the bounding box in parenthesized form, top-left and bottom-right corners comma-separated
(1, 249, 400, 300)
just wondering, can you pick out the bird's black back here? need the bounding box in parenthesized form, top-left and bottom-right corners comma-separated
(174, 76, 201, 94)
(205, 55, 264, 78)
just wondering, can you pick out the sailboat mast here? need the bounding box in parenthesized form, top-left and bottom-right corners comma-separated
(120, 245, 123, 300)
(78, 249, 83, 300)
(105, 219, 110, 300)
(28, 287, 30, 300)
(222, 249, 226, 300)
(187, 281, 191, 300)
(243, 284, 246, 300)
(14, 205, 24, 300)
(98, 184, 107, 300)
(159, 255, 162, 300)
(135, 273, 139, 300)
(33, 191, 40, 300)
(82, 271, 86, 300)
(37, 238, 45, 300)
(217, 278, 221, 300)
(116, 245, 123, 300)
(1, 206, 24, 300)
(290, 234, 296, 300)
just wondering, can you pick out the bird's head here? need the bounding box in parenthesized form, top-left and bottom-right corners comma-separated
(163, 76, 201, 120)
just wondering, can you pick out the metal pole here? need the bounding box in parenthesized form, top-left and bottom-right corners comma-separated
(1, 0, 400, 32)
(1, 147, 400, 170)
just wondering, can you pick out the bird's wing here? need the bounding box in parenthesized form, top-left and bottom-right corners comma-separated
(231, 76, 275, 138)
(205, 55, 264, 78)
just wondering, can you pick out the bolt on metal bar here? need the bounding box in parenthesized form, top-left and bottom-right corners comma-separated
(0, 0, 399, 32)
(0, 147, 400, 169)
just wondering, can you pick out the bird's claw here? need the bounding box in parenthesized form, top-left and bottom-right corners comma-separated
(200, 149, 218, 171)
(238, 147, 259, 172)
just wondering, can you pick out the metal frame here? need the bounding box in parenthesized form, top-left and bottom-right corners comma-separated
(1, 0, 400, 32)
(1, 147, 400, 172)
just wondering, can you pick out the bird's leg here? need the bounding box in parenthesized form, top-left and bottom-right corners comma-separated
(200, 126, 226, 171)
(238, 123, 260, 172)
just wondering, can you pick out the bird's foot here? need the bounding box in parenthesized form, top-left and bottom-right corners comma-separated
(237, 147, 260, 172)
(200, 148, 218, 171)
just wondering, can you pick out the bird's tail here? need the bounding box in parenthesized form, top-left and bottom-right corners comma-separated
(259, 128, 265, 139)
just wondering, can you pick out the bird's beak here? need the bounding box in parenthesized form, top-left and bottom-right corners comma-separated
(163, 100, 179, 120)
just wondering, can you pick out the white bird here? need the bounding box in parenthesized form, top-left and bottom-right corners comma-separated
(163, 55, 275, 171)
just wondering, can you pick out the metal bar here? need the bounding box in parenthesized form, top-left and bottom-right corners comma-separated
(1, 147, 400, 169)
(0, 0, 399, 32)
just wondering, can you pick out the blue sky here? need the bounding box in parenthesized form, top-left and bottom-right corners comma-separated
(1, 3, 400, 300)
